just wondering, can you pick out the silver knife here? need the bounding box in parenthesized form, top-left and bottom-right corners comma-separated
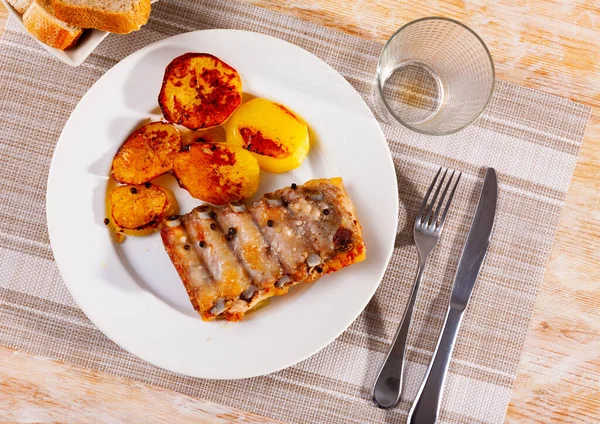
(407, 167, 498, 424)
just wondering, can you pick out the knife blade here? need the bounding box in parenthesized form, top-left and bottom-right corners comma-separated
(407, 167, 498, 424)
(450, 167, 498, 310)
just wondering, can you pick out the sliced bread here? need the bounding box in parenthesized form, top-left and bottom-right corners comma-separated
(7, 0, 34, 14)
(22, 0, 83, 50)
(50, 0, 151, 34)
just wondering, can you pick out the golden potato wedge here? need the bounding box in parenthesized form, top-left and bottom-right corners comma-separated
(159, 53, 242, 130)
(111, 122, 182, 185)
(109, 183, 178, 237)
(225, 98, 309, 173)
(173, 142, 260, 205)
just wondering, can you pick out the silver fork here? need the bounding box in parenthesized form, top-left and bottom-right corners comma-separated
(372, 167, 461, 409)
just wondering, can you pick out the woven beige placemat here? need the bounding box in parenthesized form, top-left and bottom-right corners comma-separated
(0, 1, 590, 423)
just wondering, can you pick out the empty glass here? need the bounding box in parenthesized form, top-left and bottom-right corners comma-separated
(376, 17, 495, 135)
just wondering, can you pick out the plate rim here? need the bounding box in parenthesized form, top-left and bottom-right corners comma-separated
(46, 28, 398, 379)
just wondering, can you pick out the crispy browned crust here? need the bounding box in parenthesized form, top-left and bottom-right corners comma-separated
(172, 142, 259, 205)
(51, 0, 151, 34)
(111, 121, 182, 185)
(158, 53, 242, 130)
(22, 1, 83, 50)
(222, 286, 287, 322)
(109, 184, 177, 235)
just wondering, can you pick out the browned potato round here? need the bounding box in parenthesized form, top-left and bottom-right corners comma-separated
(224, 98, 310, 173)
(111, 122, 182, 185)
(109, 184, 178, 236)
(173, 142, 259, 205)
(158, 53, 242, 130)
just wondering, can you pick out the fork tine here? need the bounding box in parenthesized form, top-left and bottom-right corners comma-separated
(423, 168, 448, 226)
(438, 172, 462, 228)
(432, 170, 456, 227)
(416, 167, 442, 222)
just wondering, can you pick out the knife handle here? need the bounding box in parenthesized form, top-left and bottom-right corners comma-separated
(407, 306, 464, 424)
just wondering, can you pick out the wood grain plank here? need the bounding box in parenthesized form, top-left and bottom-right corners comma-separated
(244, 0, 600, 107)
(505, 111, 600, 423)
(0, 2, 7, 39)
(0, 345, 282, 424)
(0, 0, 599, 423)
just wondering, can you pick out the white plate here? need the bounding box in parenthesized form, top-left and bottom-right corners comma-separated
(1, 0, 159, 67)
(47, 29, 398, 379)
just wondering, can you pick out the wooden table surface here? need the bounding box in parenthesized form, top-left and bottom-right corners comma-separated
(1, 1, 599, 422)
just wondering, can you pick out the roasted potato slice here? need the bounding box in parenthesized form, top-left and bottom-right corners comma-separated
(111, 122, 182, 185)
(173, 142, 259, 205)
(159, 53, 242, 130)
(109, 183, 178, 236)
(225, 98, 310, 173)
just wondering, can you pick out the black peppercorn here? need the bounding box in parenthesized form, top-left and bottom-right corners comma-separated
(323, 208, 330, 215)
(199, 241, 206, 248)
(210, 223, 217, 230)
(130, 187, 138, 194)
(184, 244, 190, 250)
(225, 227, 236, 241)
(103, 218, 110, 225)
(144, 182, 151, 188)
(291, 183, 297, 189)
(267, 220, 274, 227)
(210, 144, 217, 151)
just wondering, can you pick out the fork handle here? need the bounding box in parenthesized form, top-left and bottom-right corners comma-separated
(407, 306, 464, 424)
(372, 262, 426, 409)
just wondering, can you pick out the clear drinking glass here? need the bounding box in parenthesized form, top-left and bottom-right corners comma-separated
(376, 17, 495, 135)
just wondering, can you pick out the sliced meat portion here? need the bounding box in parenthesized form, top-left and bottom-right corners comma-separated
(250, 192, 317, 284)
(215, 202, 283, 290)
(182, 204, 253, 320)
(161, 178, 366, 322)
(304, 178, 366, 273)
(277, 178, 365, 276)
(160, 217, 218, 319)
(279, 185, 340, 261)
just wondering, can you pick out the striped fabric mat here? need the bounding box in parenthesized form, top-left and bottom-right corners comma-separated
(0, 0, 590, 423)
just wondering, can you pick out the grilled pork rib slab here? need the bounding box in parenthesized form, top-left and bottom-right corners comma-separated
(161, 178, 366, 321)
(216, 202, 284, 289)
